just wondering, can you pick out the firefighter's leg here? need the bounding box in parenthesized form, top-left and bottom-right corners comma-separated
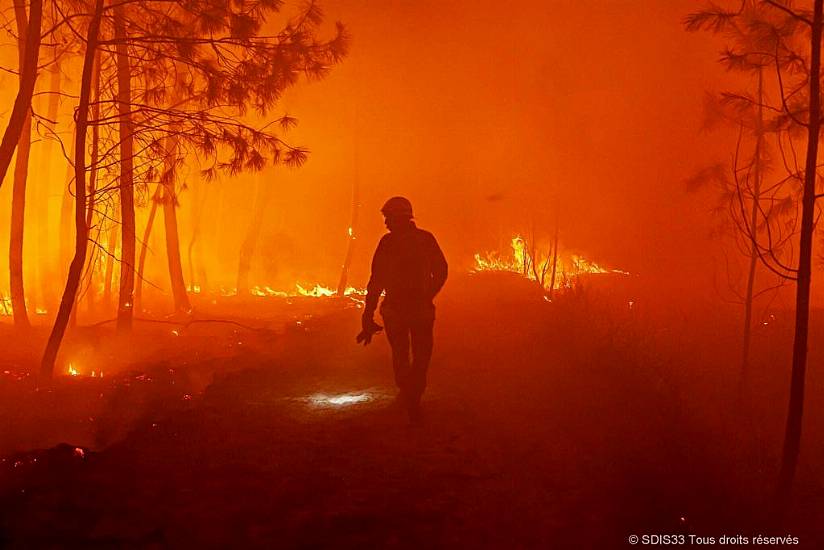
(409, 310, 435, 404)
(382, 311, 412, 395)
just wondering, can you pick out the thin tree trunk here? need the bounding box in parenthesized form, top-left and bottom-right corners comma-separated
(103, 222, 118, 305)
(82, 50, 102, 318)
(336, 164, 359, 295)
(10, 115, 32, 329)
(9, 0, 34, 329)
(0, 0, 41, 190)
(237, 179, 274, 293)
(41, 0, 104, 378)
(58, 128, 76, 281)
(114, 7, 136, 332)
(741, 68, 764, 389)
(548, 219, 560, 299)
(135, 185, 161, 311)
(777, 0, 823, 505)
(187, 182, 207, 292)
(160, 139, 191, 313)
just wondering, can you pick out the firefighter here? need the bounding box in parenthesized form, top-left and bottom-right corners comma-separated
(357, 196, 448, 422)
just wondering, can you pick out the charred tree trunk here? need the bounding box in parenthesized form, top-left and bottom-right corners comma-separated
(41, 0, 104, 378)
(237, 179, 273, 293)
(114, 7, 136, 332)
(161, 140, 191, 313)
(0, 0, 41, 190)
(9, 0, 35, 329)
(135, 186, 161, 311)
(777, 0, 823, 505)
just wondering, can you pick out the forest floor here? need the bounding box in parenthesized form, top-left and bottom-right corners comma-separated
(0, 273, 823, 548)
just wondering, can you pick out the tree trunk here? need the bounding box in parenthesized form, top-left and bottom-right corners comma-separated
(58, 129, 76, 281)
(161, 141, 191, 313)
(103, 222, 118, 305)
(41, 0, 104, 378)
(9, 0, 34, 329)
(777, 0, 823, 505)
(10, 115, 32, 329)
(740, 67, 764, 390)
(82, 50, 102, 318)
(548, 219, 560, 299)
(0, 0, 41, 191)
(187, 182, 207, 292)
(237, 179, 273, 293)
(114, 7, 136, 332)
(336, 167, 359, 295)
(135, 186, 161, 311)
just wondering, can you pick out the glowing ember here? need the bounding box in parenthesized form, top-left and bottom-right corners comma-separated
(309, 393, 371, 407)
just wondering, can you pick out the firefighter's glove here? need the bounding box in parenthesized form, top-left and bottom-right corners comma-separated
(356, 315, 383, 346)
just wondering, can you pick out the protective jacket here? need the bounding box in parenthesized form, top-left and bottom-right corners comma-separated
(364, 222, 448, 317)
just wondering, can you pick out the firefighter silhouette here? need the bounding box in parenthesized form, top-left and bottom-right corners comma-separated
(357, 197, 448, 422)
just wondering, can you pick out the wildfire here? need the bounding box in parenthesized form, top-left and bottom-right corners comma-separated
(473, 236, 627, 291)
(248, 283, 364, 298)
(67, 364, 79, 377)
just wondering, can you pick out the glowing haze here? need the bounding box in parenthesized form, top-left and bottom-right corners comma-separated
(0, 0, 780, 316)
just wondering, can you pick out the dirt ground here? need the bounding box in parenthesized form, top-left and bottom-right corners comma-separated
(1, 274, 823, 548)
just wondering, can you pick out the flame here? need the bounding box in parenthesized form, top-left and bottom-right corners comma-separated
(473, 235, 627, 291)
(0, 295, 50, 317)
(244, 283, 364, 298)
(68, 364, 79, 376)
(296, 283, 336, 297)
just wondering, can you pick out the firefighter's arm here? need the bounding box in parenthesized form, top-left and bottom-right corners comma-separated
(429, 235, 448, 299)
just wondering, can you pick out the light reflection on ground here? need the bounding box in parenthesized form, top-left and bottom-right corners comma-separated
(304, 390, 392, 409)
(309, 393, 371, 407)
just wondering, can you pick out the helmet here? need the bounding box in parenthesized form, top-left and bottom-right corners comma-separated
(381, 196, 414, 218)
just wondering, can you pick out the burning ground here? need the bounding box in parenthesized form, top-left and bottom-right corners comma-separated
(1, 274, 823, 547)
